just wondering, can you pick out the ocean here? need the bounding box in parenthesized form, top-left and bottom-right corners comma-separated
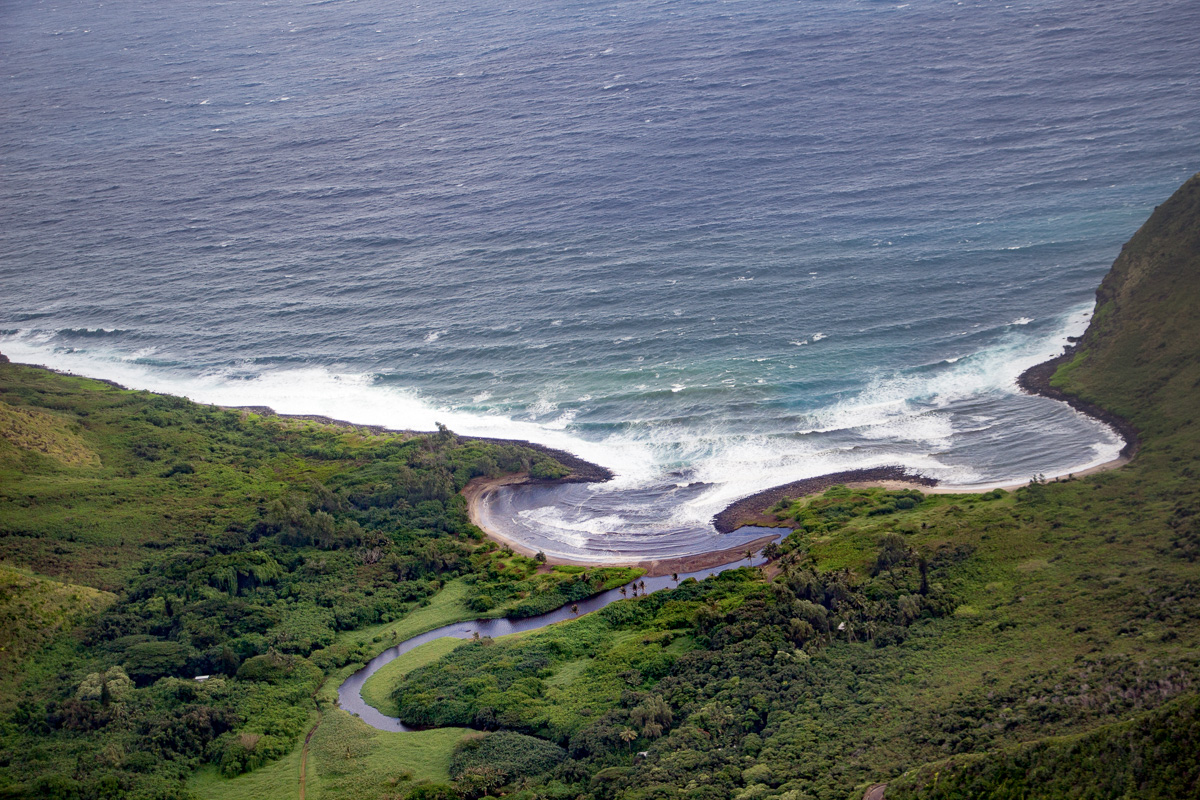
(2, 0, 1197, 559)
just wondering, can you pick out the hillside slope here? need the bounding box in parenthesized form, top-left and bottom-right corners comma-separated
(1055, 172, 1200, 448)
(371, 175, 1200, 800)
(881, 172, 1200, 798)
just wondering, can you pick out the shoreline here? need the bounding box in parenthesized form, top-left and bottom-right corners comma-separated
(709, 346, 1138, 532)
(228, 406, 616, 483)
(5, 349, 1137, 572)
(463, 474, 780, 577)
(1015, 345, 1139, 459)
(711, 467, 940, 534)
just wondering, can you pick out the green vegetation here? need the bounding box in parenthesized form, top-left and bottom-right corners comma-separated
(886, 695, 1200, 800)
(0, 563, 114, 677)
(0, 361, 603, 799)
(304, 711, 469, 797)
(3, 173, 1198, 799)
(464, 558, 642, 618)
(450, 731, 567, 794)
(365, 175, 1200, 799)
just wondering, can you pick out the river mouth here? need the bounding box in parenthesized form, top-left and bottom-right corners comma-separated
(469, 477, 785, 564)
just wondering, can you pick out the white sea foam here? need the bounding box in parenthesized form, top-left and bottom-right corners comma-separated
(0, 331, 656, 484)
(544, 409, 578, 430)
(423, 329, 444, 343)
(0, 301, 1111, 538)
(520, 506, 626, 538)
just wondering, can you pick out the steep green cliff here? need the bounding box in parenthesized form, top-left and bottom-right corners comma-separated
(1055, 172, 1200, 448)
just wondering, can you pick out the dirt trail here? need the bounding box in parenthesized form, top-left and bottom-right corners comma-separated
(298, 689, 323, 800)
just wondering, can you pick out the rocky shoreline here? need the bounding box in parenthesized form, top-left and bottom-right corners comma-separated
(711, 467, 940, 534)
(706, 346, 1141, 534)
(466, 436, 614, 483)
(1015, 346, 1139, 459)
(6, 350, 1137, 554)
(227, 407, 615, 483)
(0, 356, 614, 487)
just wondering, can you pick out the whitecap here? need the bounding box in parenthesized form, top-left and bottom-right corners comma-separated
(545, 409, 578, 430)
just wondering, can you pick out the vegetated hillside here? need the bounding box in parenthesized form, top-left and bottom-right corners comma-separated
(2, 174, 1197, 800)
(364, 175, 1200, 800)
(876, 172, 1200, 798)
(0, 361, 641, 800)
(885, 694, 1200, 800)
(1055, 171, 1200, 446)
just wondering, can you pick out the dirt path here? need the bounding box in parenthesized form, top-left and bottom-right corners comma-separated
(863, 783, 887, 800)
(298, 692, 323, 800)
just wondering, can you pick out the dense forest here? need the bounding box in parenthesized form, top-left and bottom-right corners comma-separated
(1, 172, 1198, 799)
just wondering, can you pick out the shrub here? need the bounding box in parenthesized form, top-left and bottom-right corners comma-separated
(530, 460, 570, 480)
(449, 730, 567, 782)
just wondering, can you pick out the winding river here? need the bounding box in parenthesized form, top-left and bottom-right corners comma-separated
(337, 542, 778, 732)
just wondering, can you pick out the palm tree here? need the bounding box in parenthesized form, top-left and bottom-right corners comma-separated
(762, 541, 781, 562)
(619, 728, 638, 752)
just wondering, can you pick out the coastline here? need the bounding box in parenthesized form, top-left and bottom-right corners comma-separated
(463, 473, 780, 577)
(708, 346, 1138, 532)
(0, 356, 612, 486)
(6, 349, 1137, 573)
(711, 467, 939, 534)
(1015, 345, 1139, 459)
(228, 405, 615, 482)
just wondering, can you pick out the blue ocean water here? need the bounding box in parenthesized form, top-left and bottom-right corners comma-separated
(2, 0, 1197, 557)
